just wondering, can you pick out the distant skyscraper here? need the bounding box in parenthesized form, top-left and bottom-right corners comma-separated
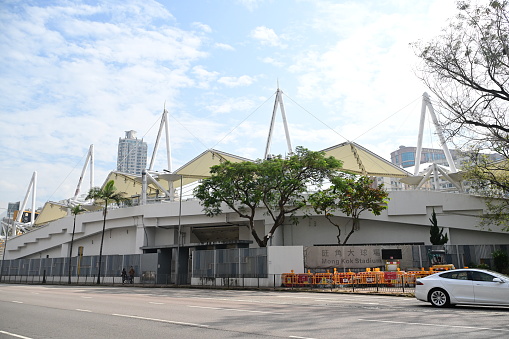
(117, 130, 147, 175)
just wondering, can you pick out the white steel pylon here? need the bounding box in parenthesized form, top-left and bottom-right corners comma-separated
(72, 144, 94, 202)
(149, 106, 172, 172)
(142, 105, 176, 203)
(15, 171, 37, 234)
(410, 92, 462, 191)
(264, 87, 293, 159)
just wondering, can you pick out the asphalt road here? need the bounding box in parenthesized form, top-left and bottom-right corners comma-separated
(0, 284, 508, 339)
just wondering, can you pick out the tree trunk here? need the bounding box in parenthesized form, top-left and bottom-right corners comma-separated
(97, 203, 108, 284)
(68, 216, 76, 284)
(343, 218, 358, 245)
(335, 225, 341, 245)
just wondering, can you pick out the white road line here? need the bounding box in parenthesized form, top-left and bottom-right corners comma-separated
(358, 319, 509, 332)
(112, 314, 209, 328)
(148, 302, 164, 305)
(76, 309, 92, 312)
(81, 296, 92, 299)
(188, 305, 284, 314)
(11, 301, 23, 304)
(0, 330, 33, 339)
(289, 336, 317, 339)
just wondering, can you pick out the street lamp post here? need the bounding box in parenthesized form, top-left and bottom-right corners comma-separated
(175, 175, 183, 285)
(0, 209, 10, 282)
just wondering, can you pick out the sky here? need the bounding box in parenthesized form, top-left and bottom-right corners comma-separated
(0, 0, 460, 213)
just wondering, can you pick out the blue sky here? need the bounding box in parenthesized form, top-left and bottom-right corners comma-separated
(0, 0, 459, 211)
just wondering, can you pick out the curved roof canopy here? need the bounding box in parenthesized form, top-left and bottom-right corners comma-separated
(321, 142, 410, 178)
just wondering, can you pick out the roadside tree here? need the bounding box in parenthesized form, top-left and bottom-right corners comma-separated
(68, 204, 86, 284)
(413, 0, 509, 229)
(194, 147, 342, 247)
(308, 175, 389, 244)
(86, 180, 130, 284)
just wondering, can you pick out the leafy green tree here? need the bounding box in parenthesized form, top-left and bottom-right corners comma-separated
(492, 249, 509, 273)
(194, 147, 342, 247)
(413, 0, 509, 228)
(308, 175, 389, 244)
(86, 180, 130, 284)
(429, 208, 449, 245)
(68, 204, 86, 284)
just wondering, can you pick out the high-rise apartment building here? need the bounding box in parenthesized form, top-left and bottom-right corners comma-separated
(117, 130, 147, 175)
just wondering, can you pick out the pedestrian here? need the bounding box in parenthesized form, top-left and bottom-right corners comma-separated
(121, 268, 127, 284)
(128, 266, 135, 284)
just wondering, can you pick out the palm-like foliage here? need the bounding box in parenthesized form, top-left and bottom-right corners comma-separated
(68, 204, 86, 284)
(86, 180, 130, 284)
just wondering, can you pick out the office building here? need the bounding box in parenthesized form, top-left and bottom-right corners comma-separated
(390, 145, 458, 168)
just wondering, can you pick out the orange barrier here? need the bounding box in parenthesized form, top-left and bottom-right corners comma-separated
(333, 271, 356, 285)
(356, 271, 385, 285)
(313, 272, 333, 285)
(282, 267, 438, 287)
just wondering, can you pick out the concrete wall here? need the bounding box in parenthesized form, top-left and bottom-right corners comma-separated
(267, 246, 304, 275)
(6, 190, 509, 260)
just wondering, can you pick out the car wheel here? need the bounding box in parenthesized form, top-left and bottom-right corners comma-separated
(428, 288, 450, 307)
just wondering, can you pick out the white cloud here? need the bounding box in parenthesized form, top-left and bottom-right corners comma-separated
(192, 22, 212, 33)
(236, 0, 265, 11)
(192, 65, 220, 88)
(218, 75, 255, 87)
(214, 42, 235, 51)
(205, 97, 255, 114)
(261, 57, 284, 67)
(250, 26, 285, 47)
(0, 1, 208, 207)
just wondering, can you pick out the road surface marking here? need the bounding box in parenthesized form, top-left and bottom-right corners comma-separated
(112, 313, 209, 328)
(11, 301, 23, 304)
(359, 319, 509, 332)
(0, 330, 33, 339)
(76, 309, 92, 312)
(188, 305, 284, 314)
(289, 336, 317, 339)
(81, 296, 92, 299)
(149, 302, 164, 305)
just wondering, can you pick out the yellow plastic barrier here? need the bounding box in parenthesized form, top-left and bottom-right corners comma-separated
(313, 272, 333, 285)
(356, 271, 385, 285)
(333, 271, 356, 285)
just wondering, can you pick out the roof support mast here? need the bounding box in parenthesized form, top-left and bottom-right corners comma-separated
(72, 144, 94, 201)
(15, 171, 37, 235)
(149, 106, 172, 172)
(146, 106, 175, 201)
(405, 92, 462, 191)
(415, 93, 457, 175)
(264, 87, 293, 159)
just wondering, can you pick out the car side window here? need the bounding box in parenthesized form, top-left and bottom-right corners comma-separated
(456, 271, 469, 280)
(440, 271, 470, 280)
(472, 272, 495, 282)
(440, 272, 454, 279)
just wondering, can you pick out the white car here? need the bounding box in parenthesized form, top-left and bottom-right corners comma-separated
(415, 268, 509, 307)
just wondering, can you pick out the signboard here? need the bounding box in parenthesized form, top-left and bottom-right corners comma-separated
(305, 246, 383, 269)
(304, 245, 414, 270)
(7, 202, 20, 218)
